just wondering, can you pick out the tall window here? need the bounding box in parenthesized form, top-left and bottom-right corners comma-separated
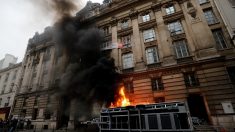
(103, 26, 110, 35)
(2, 85, 6, 94)
(142, 13, 151, 22)
(204, 9, 218, 25)
(165, 5, 175, 15)
(168, 21, 184, 35)
(212, 29, 228, 49)
(122, 53, 134, 69)
(174, 40, 190, 58)
(198, 0, 208, 5)
(151, 78, 164, 91)
(101, 41, 112, 50)
(12, 70, 17, 80)
(125, 82, 134, 93)
(5, 97, 10, 107)
(122, 35, 131, 48)
(5, 73, 9, 82)
(121, 19, 129, 29)
(184, 72, 199, 87)
(143, 28, 156, 42)
(0, 98, 2, 106)
(227, 67, 235, 84)
(146, 47, 159, 64)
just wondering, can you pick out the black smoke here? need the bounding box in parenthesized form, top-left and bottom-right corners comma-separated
(49, 0, 120, 122)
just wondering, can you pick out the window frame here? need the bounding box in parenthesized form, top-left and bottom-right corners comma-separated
(122, 53, 134, 69)
(198, 0, 209, 5)
(145, 46, 160, 64)
(174, 40, 190, 59)
(122, 35, 132, 48)
(184, 72, 200, 87)
(143, 28, 156, 43)
(120, 19, 129, 29)
(203, 9, 218, 25)
(142, 13, 151, 22)
(168, 21, 184, 35)
(151, 78, 164, 91)
(212, 29, 228, 50)
(165, 5, 176, 15)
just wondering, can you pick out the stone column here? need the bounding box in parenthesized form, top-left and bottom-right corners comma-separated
(111, 23, 120, 68)
(154, 8, 177, 66)
(130, 11, 145, 70)
(68, 99, 76, 130)
(180, 1, 219, 60)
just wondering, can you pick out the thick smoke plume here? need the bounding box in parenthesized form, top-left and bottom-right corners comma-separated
(45, 0, 120, 122)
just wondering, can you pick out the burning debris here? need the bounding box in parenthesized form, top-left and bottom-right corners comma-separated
(110, 86, 131, 108)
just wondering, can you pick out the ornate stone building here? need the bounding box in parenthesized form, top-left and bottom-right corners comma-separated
(12, 0, 235, 130)
(80, 0, 235, 130)
(11, 27, 68, 129)
(0, 62, 21, 120)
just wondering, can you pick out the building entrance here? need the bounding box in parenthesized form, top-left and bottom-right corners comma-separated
(187, 94, 209, 124)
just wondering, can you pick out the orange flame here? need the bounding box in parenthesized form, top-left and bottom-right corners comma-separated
(110, 86, 131, 108)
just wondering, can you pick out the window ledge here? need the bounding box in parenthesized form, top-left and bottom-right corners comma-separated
(147, 62, 161, 69)
(176, 56, 193, 64)
(208, 22, 220, 26)
(199, 1, 210, 6)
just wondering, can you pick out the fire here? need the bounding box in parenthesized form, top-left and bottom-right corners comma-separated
(110, 86, 131, 108)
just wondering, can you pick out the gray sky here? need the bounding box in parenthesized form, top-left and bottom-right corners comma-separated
(0, 0, 103, 62)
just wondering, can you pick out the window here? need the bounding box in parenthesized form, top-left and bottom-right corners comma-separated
(198, 0, 208, 4)
(121, 19, 129, 29)
(1, 85, 6, 94)
(103, 26, 110, 35)
(143, 28, 156, 42)
(23, 97, 28, 107)
(146, 47, 159, 64)
(168, 21, 184, 35)
(101, 40, 112, 50)
(122, 35, 131, 48)
(184, 72, 199, 87)
(151, 78, 164, 91)
(204, 9, 218, 25)
(5, 73, 9, 82)
(124, 82, 134, 93)
(5, 97, 10, 107)
(228, 0, 235, 7)
(0, 98, 2, 106)
(142, 13, 151, 22)
(174, 40, 190, 58)
(165, 5, 175, 15)
(227, 67, 235, 83)
(12, 70, 17, 80)
(122, 53, 134, 69)
(212, 29, 228, 49)
(32, 108, 38, 120)
(34, 96, 39, 106)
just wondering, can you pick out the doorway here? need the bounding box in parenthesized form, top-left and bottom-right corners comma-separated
(187, 94, 209, 124)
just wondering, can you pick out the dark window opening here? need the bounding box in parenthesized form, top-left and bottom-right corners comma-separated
(227, 67, 235, 83)
(32, 108, 38, 120)
(151, 78, 164, 91)
(184, 72, 200, 87)
(124, 82, 134, 93)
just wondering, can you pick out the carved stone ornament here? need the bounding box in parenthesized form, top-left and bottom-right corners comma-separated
(129, 8, 139, 19)
(187, 1, 197, 18)
(110, 17, 118, 26)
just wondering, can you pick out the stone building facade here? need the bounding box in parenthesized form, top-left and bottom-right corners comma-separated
(12, 0, 235, 130)
(214, 0, 235, 45)
(11, 28, 67, 129)
(81, 0, 235, 130)
(0, 62, 22, 120)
